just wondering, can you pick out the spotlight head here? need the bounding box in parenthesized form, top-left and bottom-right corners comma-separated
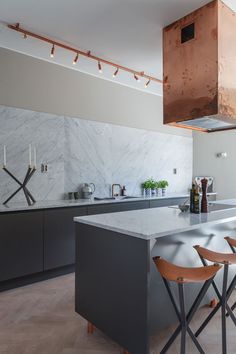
(98, 61, 102, 73)
(113, 68, 119, 78)
(134, 74, 140, 82)
(50, 44, 55, 58)
(145, 79, 151, 88)
(73, 53, 79, 65)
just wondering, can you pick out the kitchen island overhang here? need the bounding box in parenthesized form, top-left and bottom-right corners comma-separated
(74, 205, 236, 354)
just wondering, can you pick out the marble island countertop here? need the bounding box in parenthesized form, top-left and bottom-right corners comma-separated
(0, 193, 193, 213)
(74, 200, 236, 240)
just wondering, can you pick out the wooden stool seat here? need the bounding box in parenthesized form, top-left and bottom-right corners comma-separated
(225, 236, 236, 248)
(153, 256, 221, 283)
(194, 245, 236, 264)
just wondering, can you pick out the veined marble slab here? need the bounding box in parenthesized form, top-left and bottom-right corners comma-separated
(0, 105, 193, 203)
(74, 202, 236, 240)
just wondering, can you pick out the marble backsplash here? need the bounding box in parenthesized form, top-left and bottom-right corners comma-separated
(0, 105, 192, 203)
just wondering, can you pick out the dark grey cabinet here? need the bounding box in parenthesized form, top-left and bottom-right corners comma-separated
(0, 196, 190, 286)
(0, 211, 43, 282)
(44, 207, 87, 270)
(87, 200, 149, 215)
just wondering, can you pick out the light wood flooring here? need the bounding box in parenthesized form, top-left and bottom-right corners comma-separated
(0, 273, 235, 354)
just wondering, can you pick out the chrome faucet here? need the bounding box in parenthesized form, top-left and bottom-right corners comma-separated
(112, 184, 121, 197)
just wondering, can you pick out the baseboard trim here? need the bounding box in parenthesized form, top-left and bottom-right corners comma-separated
(0, 264, 75, 292)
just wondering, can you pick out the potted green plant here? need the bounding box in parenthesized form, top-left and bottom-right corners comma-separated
(141, 178, 156, 196)
(158, 180, 169, 196)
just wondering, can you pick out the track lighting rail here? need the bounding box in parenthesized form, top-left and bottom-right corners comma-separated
(8, 23, 162, 86)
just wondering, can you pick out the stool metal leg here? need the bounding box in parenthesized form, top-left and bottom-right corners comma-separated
(196, 273, 236, 337)
(160, 278, 212, 354)
(221, 264, 229, 354)
(230, 302, 236, 313)
(198, 255, 222, 300)
(178, 283, 186, 354)
(226, 243, 236, 316)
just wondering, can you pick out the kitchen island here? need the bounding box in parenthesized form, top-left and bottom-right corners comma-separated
(74, 203, 236, 354)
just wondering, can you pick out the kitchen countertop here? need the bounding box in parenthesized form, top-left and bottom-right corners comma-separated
(74, 199, 236, 240)
(0, 193, 192, 213)
(0, 192, 217, 214)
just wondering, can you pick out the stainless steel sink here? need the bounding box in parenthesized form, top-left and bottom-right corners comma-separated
(117, 196, 139, 200)
(94, 196, 139, 201)
(94, 197, 116, 201)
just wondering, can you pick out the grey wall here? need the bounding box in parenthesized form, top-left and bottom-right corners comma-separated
(193, 130, 236, 199)
(0, 105, 193, 203)
(0, 47, 191, 137)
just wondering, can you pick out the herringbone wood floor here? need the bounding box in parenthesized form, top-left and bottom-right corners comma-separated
(0, 273, 235, 354)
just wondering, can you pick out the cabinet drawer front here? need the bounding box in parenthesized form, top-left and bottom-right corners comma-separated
(44, 207, 87, 270)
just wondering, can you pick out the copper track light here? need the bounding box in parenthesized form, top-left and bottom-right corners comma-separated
(8, 23, 162, 87)
(50, 44, 55, 58)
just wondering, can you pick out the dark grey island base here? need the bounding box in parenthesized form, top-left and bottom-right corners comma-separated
(75, 217, 236, 354)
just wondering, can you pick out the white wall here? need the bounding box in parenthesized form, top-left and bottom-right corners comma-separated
(0, 47, 190, 137)
(193, 130, 236, 199)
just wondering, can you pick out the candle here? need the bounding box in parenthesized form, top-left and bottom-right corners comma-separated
(3, 145, 6, 167)
(29, 144, 32, 167)
(34, 147, 37, 168)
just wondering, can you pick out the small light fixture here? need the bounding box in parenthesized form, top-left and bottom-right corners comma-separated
(134, 73, 140, 82)
(145, 79, 151, 88)
(113, 68, 119, 77)
(50, 44, 55, 58)
(22, 33, 27, 39)
(98, 61, 102, 73)
(73, 52, 79, 65)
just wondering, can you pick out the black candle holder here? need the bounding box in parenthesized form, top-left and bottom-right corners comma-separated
(2, 165, 36, 206)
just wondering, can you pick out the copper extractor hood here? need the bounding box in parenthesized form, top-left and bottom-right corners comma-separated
(163, 0, 236, 133)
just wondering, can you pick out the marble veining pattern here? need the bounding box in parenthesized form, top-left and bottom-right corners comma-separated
(0, 105, 193, 203)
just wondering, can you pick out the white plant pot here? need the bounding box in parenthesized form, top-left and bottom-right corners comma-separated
(157, 188, 161, 196)
(151, 189, 156, 196)
(162, 188, 167, 196)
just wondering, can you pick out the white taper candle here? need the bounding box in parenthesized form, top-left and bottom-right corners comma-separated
(29, 144, 32, 167)
(3, 145, 6, 167)
(34, 147, 37, 168)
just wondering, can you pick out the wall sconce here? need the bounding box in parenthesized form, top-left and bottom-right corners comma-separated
(216, 152, 227, 158)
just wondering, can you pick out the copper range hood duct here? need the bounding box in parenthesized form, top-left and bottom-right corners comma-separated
(163, 0, 236, 133)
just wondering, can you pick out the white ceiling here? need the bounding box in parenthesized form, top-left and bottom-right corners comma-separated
(0, 0, 235, 96)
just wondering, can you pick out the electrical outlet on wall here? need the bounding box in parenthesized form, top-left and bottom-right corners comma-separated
(41, 163, 49, 173)
(173, 168, 177, 175)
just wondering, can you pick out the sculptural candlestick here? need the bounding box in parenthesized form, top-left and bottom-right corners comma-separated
(2, 145, 37, 206)
(201, 178, 208, 213)
(2, 165, 36, 206)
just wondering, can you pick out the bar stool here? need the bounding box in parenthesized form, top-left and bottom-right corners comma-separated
(194, 245, 236, 354)
(225, 237, 236, 314)
(153, 256, 221, 354)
